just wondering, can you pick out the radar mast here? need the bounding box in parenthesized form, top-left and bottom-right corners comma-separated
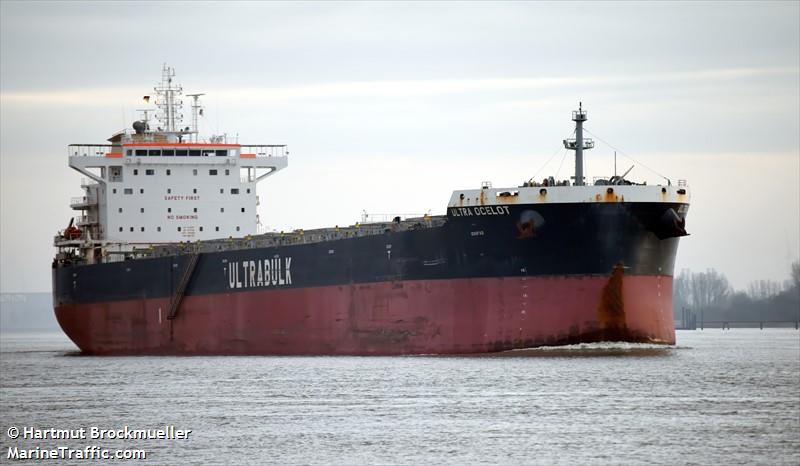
(154, 64, 184, 135)
(563, 103, 595, 186)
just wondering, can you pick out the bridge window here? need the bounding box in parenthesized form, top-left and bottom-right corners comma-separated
(176, 150, 188, 156)
(135, 150, 147, 156)
(126, 149, 132, 156)
(162, 149, 174, 156)
(189, 150, 201, 157)
(202, 150, 215, 157)
(216, 150, 227, 157)
(149, 150, 160, 156)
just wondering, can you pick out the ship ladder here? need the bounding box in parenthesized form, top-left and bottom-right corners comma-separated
(167, 252, 200, 320)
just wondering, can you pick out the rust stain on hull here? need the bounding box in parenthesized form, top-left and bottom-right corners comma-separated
(596, 191, 620, 202)
(597, 263, 627, 339)
(515, 221, 535, 239)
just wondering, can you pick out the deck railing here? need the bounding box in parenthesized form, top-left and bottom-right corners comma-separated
(74, 214, 98, 225)
(70, 195, 97, 206)
(239, 145, 288, 158)
(68, 144, 115, 157)
(67, 143, 288, 158)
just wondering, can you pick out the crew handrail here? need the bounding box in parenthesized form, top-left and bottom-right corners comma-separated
(68, 144, 115, 157)
(67, 143, 288, 158)
(240, 145, 288, 158)
(70, 195, 97, 207)
(74, 214, 98, 225)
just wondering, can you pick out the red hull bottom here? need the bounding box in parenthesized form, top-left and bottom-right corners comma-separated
(55, 273, 675, 355)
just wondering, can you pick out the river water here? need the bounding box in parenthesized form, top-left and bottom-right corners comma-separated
(1, 329, 798, 465)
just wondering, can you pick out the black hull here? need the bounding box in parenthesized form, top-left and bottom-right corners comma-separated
(54, 202, 686, 306)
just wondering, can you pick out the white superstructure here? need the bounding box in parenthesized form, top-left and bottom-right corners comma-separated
(57, 65, 287, 260)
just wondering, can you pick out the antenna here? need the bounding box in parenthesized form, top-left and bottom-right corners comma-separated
(186, 93, 205, 142)
(153, 64, 184, 134)
(563, 103, 595, 186)
(136, 109, 152, 127)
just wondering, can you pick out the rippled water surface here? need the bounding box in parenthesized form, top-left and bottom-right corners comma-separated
(1, 330, 798, 465)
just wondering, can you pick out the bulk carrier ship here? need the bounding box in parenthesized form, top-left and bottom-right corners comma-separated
(53, 66, 690, 355)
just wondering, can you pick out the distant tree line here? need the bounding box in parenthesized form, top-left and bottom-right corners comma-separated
(673, 260, 800, 326)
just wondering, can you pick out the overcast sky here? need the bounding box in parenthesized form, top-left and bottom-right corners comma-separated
(1, 1, 798, 292)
